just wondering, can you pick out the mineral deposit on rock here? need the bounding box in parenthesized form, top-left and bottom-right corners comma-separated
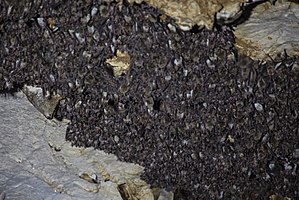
(0, 94, 173, 200)
(128, 0, 247, 30)
(235, 0, 299, 60)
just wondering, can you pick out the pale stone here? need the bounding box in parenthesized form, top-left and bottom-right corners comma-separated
(235, 0, 299, 60)
(22, 85, 63, 119)
(0, 94, 173, 200)
(128, 0, 246, 30)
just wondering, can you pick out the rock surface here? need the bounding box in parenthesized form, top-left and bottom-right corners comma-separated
(0, 93, 173, 200)
(128, 0, 247, 30)
(22, 85, 63, 119)
(235, 0, 299, 60)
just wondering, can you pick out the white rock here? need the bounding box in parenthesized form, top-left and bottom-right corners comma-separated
(0, 95, 174, 199)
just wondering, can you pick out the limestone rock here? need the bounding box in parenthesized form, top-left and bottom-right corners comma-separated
(0, 94, 173, 200)
(22, 85, 63, 119)
(235, 0, 299, 60)
(128, 0, 247, 30)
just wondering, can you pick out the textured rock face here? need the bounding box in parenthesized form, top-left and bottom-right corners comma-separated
(22, 85, 63, 119)
(235, 0, 299, 60)
(0, 94, 172, 200)
(128, 0, 247, 30)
